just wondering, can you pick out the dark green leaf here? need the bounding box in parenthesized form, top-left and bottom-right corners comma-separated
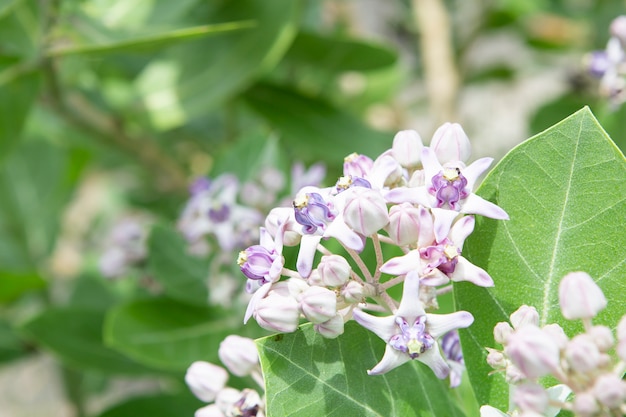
(97, 393, 202, 417)
(258, 322, 466, 417)
(455, 107, 626, 409)
(0, 70, 39, 159)
(0, 319, 25, 363)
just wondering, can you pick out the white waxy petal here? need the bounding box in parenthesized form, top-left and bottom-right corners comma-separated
(510, 305, 539, 329)
(185, 361, 229, 402)
(559, 271, 606, 320)
(392, 129, 424, 168)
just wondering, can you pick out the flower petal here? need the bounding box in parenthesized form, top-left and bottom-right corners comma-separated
(352, 309, 397, 342)
(379, 250, 421, 275)
(461, 194, 509, 220)
(448, 257, 494, 287)
(296, 235, 322, 278)
(426, 310, 474, 339)
(243, 282, 272, 324)
(325, 218, 365, 252)
(462, 157, 492, 189)
(367, 344, 411, 375)
(448, 215, 474, 250)
(396, 270, 426, 319)
(416, 347, 450, 379)
(421, 147, 444, 183)
(430, 208, 460, 242)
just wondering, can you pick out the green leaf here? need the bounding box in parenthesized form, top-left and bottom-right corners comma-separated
(0, 319, 24, 363)
(97, 393, 202, 417)
(147, 224, 209, 306)
(258, 321, 466, 417)
(0, 70, 39, 158)
(47, 21, 256, 56)
(104, 298, 239, 371)
(0, 270, 45, 302)
(455, 107, 626, 409)
(20, 307, 153, 374)
(242, 82, 392, 163)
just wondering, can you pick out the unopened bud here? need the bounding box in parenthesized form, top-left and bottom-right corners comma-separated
(505, 325, 560, 379)
(494, 322, 513, 345)
(486, 348, 506, 369)
(392, 130, 423, 168)
(593, 373, 626, 409)
(513, 383, 548, 413)
(430, 122, 471, 163)
(195, 404, 224, 417)
(573, 391, 599, 417)
(218, 335, 258, 377)
(510, 305, 539, 329)
(588, 325, 614, 352)
(318, 255, 351, 287)
(342, 280, 365, 304)
(271, 278, 309, 300)
(343, 187, 389, 236)
(387, 203, 421, 246)
(215, 387, 242, 413)
(610, 15, 626, 43)
(559, 271, 606, 320)
(505, 363, 525, 384)
(300, 286, 337, 324)
(254, 293, 300, 333)
(565, 334, 600, 373)
(185, 361, 228, 402)
(541, 323, 568, 350)
(314, 313, 345, 339)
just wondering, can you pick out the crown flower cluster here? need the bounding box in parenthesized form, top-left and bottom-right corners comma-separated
(238, 123, 509, 383)
(482, 272, 626, 417)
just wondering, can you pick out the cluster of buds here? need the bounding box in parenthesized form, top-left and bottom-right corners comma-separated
(98, 216, 150, 278)
(186, 335, 265, 417)
(585, 15, 626, 108)
(483, 272, 626, 417)
(238, 123, 509, 383)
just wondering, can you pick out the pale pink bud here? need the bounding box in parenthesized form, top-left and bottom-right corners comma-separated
(306, 270, 324, 287)
(314, 313, 345, 338)
(215, 387, 242, 412)
(593, 373, 626, 409)
(218, 335, 259, 377)
(343, 188, 389, 236)
(300, 286, 337, 324)
(565, 334, 600, 373)
(185, 361, 228, 402)
(387, 202, 421, 246)
(573, 392, 599, 417)
(430, 122, 471, 163)
(318, 255, 351, 287)
(559, 271, 606, 320)
(342, 280, 365, 304)
(610, 16, 626, 43)
(588, 325, 614, 352)
(505, 325, 560, 379)
(505, 363, 525, 384)
(510, 305, 539, 329)
(254, 293, 300, 333)
(541, 323, 568, 350)
(494, 322, 513, 345)
(195, 404, 225, 417)
(392, 129, 423, 168)
(486, 348, 506, 369)
(513, 383, 549, 413)
(408, 170, 425, 187)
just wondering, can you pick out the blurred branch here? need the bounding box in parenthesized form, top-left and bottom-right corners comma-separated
(412, 0, 460, 124)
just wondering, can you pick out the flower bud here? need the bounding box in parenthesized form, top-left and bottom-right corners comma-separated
(493, 322, 513, 345)
(510, 305, 539, 329)
(271, 278, 309, 300)
(392, 130, 423, 168)
(387, 202, 421, 246)
(195, 404, 225, 417)
(228, 388, 263, 417)
(342, 280, 365, 304)
(610, 15, 626, 43)
(486, 348, 506, 369)
(513, 383, 548, 413)
(430, 122, 471, 163)
(318, 255, 351, 287)
(593, 373, 626, 409)
(565, 334, 600, 373)
(559, 271, 606, 320)
(254, 293, 300, 333)
(541, 323, 568, 351)
(300, 286, 337, 324)
(588, 325, 614, 352)
(218, 335, 258, 377)
(573, 391, 599, 417)
(185, 361, 228, 402)
(343, 152, 373, 177)
(505, 325, 560, 379)
(505, 363, 525, 384)
(314, 313, 345, 339)
(306, 269, 324, 287)
(215, 387, 242, 413)
(408, 169, 425, 187)
(343, 188, 389, 236)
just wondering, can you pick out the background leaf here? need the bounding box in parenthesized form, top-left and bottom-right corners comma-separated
(258, 321, 466, 417)
(97, 393, 202, 417)
(455, 107, 626, 409)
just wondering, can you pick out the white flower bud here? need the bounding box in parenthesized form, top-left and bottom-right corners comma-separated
(342, 280, 365, 304)
(593, 373, 626, 409)
(565, 334, 600, 373)
(610, 15, 626, 43)
(430, 122, 471, 163)
(318, 255, 351, 287)
(218, 335, 259, 377)
(314, 313, 345, 339)
(306, 269, 324, 287)
(254, 293, 300, 333)
(195, 404, 225, 417)
(215, 387, 241, 412)
(559, 271, 606, 320)
(271, 278, 309, 300)
(588, 325, 614, 352)
(541, 323, 568, 350)
(343, 187, 389, 236)
(300, 286, 337, 324)
(486, 348, 506, 369)
(573, 391, 599, 417)
(387, 202, 421, 246)
(505, 325, 561, 379)
(185, 361, 228, 402)
(392, 129, 423, 168)
(494, 322, 513, 345)
(505, 363, 525, 384)
(510, 305, 539, 329)
(408, 169, 425, 187)
(513, 383, 549, 413)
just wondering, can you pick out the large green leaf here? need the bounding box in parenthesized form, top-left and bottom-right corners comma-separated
(104, 298, 239, 371)
(20, 307, 153, 374)
(146, 224, 209, 306)
(0, 70, 39, 159)
(0, 270, 45, 302)
(455, 107, 626, 409)
(258, 321, 466, 417)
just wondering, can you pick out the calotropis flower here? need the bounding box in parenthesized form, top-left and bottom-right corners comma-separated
(353, 270, 474, 377)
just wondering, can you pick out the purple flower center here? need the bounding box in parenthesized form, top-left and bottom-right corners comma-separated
(293, 192, 336, 234)
(429, 167, 468, 210)
(420, 239, 460, 275)
(388, 315, 434, 359)
(238, 246, 276, 282)
(208, 203, 231, 222)
(335, 175, 371, 193)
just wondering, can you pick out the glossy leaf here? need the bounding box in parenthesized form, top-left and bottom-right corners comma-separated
(455, 107, 626, 409)
(258, 321, 466, 417)
(20, 307, 153, 374)
(147, 224, 209, 306)
(104, 298, 239, 371)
